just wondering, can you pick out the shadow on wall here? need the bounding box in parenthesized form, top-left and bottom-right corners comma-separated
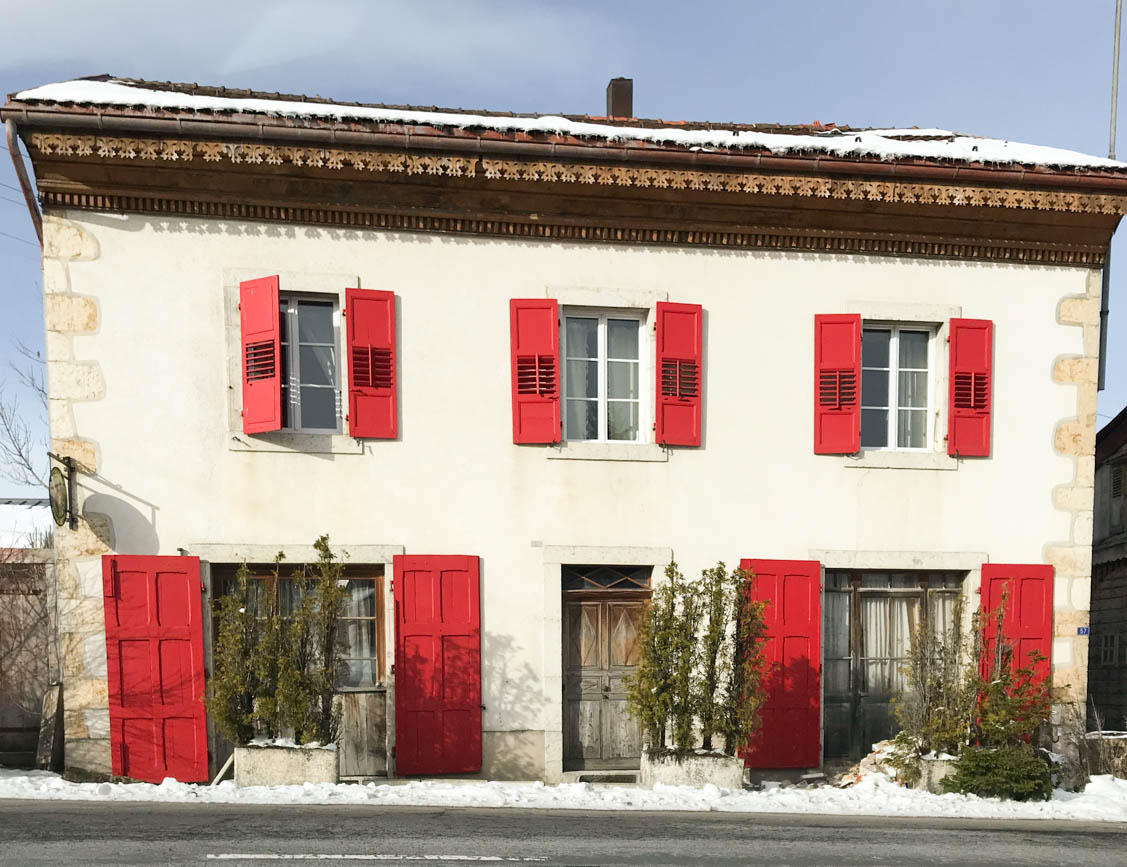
(482, 631, 547, 781)
(82, 492, 159, 555)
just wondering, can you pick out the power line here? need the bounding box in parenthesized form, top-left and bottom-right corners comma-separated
(0, 193, 30, 207)
(0, 228, 38, 247)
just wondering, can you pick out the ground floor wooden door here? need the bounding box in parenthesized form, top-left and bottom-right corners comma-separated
(101, 555, 208, 783)
(563, 596, 645, 771)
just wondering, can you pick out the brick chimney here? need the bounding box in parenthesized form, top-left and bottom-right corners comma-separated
(606, 78, 633, 119)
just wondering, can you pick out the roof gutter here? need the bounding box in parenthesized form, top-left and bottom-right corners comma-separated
(7, 104, 1127, 196)
(4, 119, 42, 247)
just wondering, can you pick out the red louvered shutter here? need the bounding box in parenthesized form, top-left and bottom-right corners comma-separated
(813, 314, 860, 454)
(655, 302, 703, 447)
(947, 318, 993, 457)
(510, 299, 560, 444)
(239, 276, 282, 434)
(980, 564, 1053, 685)
(740, 558, 822, 769)
(346, 288, 397, 439)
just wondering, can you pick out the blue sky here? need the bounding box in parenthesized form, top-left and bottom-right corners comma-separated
(1, 0, 1126, 497)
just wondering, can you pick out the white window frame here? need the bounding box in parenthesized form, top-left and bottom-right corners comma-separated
(860, 323, 936, 452)
(279, 293, 343, 435)
(560, 308, 648, 444)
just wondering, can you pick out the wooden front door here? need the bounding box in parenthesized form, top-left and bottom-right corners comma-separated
(563, 597, 645, 771)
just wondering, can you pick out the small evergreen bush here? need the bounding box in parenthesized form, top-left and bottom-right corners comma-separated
(941, 744, 1053, 801)
(626, 560, 767, 757)
(207, 535, 346, 746)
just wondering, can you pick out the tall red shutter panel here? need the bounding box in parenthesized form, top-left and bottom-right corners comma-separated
(947, 318, 993, 457)
(980, 564, 1053, 686)
(239, 276, 282, 434)
(102, 555, 208, 783)
(813, 314, 860, 454)
(346, 288, 397, 439)
(509, 299, 560, 444)
(393, 555, 482, 775)
(655, 302, 703, 447)
(740, 559, 822, 769)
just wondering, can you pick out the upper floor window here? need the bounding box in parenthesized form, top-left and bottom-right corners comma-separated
(279, 296, 341, 433)
(562, 311, 644, 442)
(861, 325, 933, 450)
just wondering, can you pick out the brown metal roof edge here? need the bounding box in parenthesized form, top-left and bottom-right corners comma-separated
(6, 99, 1127, 195)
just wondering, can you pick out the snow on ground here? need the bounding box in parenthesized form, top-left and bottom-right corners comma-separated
(1, 767, 1125, 822)
(14, 79, 1127, 171)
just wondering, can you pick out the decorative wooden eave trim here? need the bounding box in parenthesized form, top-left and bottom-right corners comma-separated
(27, 132, 1127, 216)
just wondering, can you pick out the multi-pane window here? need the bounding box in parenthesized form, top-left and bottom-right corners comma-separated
(215, 567, 385, 690)
(860, 326, 932, 450)
(823, 570, 964, 759)
(563, 312, 643, 442)
(1097, 632, 1119, 667)
(279, 297, 340, 433)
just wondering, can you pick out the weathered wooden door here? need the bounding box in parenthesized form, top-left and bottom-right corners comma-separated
(101, 555, 208, 783)
(563, 598, 644, 771)
(393, 555, 481, 776)
(740, 558, 822, 770)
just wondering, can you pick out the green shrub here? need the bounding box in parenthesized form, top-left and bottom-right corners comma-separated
(626, 560, 767, 756)
(942, 744, 1052, 801)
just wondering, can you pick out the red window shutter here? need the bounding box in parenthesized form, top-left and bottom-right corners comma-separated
(740, 558, 822, 769)
(655, 302, 703, 447)
(239, 276, 282, 434)
(980, 564, 1053, 686)
(813, 314, 860, 454)
(346, 288, 397, 439)
(947, 318, 993, 457)
(509, 299, 560, 444)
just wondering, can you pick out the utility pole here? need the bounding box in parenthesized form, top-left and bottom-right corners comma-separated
(1100, 0, 1122, 392)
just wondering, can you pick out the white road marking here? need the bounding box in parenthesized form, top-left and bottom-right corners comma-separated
(206, 856, 547, 862)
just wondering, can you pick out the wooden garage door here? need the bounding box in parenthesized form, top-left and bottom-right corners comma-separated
(101, 555, 208, 783)
(393, 555, 481, 775)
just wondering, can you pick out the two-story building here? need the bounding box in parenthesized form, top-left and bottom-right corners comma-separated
(2, 75, 1121, 784)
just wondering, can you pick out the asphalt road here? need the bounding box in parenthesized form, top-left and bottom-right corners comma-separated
(0, 799, 1124, 866)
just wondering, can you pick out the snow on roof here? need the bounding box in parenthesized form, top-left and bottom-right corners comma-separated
(13, 78, 1127, 172)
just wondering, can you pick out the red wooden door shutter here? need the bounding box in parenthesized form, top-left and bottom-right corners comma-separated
(947, 318, 993, 457)
(740, 559, 822, 769)
(346, 288, 397, 439)
(813, 314, 860, 454)
(239, 275, 282, 434)
(101, 555, 208, 783)
(980, 564, 1053, 685)
(393, 555, 482, 775)
(655, 302, 703, 447)
(510, 299, 560, 444)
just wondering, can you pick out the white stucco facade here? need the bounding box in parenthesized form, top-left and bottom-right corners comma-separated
(43, 210, 1099, 781)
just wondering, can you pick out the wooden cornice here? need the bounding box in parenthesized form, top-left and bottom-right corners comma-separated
(24, 132, 1127, 266)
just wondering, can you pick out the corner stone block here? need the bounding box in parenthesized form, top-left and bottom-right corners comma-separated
(46, 361, 105, 402)
(60, 633, 87, 679)
(63, 709, 87, 741)
(65, 739, 112, 777)
(42, 258, 69, 294)
(1052, 357, 1097, 386)
(83, 633, 108, 678)
(76, 557, 105, 598)
(67, 677, 109, 711)
(43, 216, 99, 261)
(1069, 577, 1092, 612)
(83, 709, 110, 740)
(1054, 421, 1095, 457)
(44, 294, 98, 334)
(1058, 297, 1100, 326)
(1052, 485, 1094, 513)
(48, 398, 77, 439)
(1045, 545, 1093, 578)
(48, 437, 97, 472)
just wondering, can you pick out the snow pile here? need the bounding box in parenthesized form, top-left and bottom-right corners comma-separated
(1, 767, 1126, 821)
(247, 737, 336, 751)
(13, 79, 1127, 171)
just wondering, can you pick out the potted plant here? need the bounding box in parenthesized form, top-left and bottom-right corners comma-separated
(627, 561, 768, 789)
(208, 535, 346, 786)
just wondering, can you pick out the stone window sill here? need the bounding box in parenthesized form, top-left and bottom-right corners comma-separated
(229, 432, 364, 455)
(546, 442, 669, 462)
(841, 450, 958, 471)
